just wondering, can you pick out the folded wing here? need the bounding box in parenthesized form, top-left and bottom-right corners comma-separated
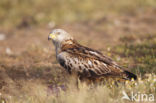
(57, 42, 137, 80)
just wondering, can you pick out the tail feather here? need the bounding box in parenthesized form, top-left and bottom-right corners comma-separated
(123, 70, 137, 80)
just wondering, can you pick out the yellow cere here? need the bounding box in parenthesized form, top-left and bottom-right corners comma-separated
(49, 33, 56, 39)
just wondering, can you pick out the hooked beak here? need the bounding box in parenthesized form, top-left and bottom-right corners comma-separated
(48, 33, 55, 40)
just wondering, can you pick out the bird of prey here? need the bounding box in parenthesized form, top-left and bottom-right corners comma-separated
(48, 29, 137, 83)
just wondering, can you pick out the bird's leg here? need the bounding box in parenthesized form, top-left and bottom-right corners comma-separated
(76, 77, 80, 90)
(68, 73, 80, 90)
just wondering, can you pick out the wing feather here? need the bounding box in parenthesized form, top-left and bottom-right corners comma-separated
(57, 43, 124, 78)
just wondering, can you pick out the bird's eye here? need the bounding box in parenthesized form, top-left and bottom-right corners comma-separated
(57, 32, 61, 35)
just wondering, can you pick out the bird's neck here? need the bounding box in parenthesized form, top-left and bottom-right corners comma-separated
(55, 39, 78, 54)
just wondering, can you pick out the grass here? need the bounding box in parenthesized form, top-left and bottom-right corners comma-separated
(0, 75, 155, 103)
(114, 34, 156, 76)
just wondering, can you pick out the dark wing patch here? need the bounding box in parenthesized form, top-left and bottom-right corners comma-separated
(58, 57, 72, 74)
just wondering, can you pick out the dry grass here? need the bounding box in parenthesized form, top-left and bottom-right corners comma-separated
(0, 75, 155, 103)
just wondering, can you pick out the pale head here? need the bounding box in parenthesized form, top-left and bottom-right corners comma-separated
(48, 29, 73, 46)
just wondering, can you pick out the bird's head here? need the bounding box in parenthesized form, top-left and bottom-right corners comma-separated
(48, 29, 73, 46)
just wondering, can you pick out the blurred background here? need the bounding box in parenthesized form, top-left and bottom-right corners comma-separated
(1, 0, 156, 28)
(0, 0, 156, 103)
